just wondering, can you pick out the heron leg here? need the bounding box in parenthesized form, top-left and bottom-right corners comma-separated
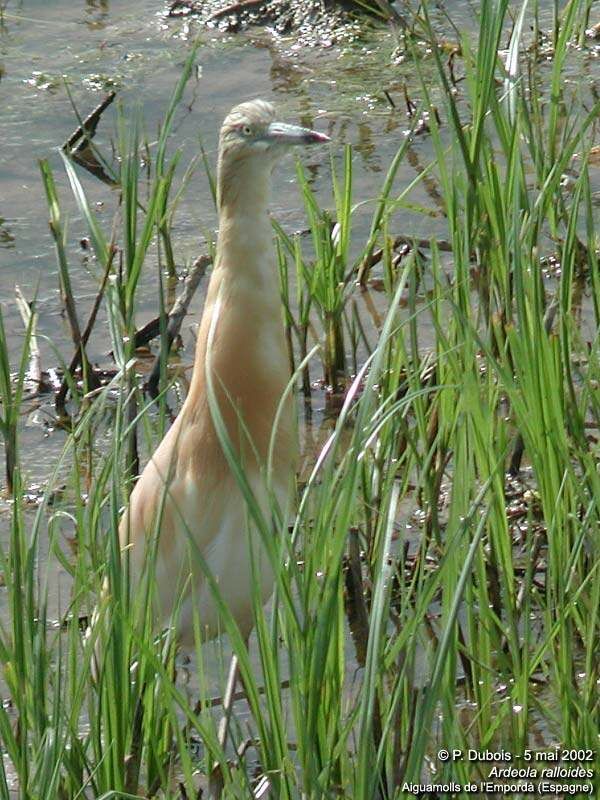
(217, 651, 241, 750)
(207, 646, 244, 798)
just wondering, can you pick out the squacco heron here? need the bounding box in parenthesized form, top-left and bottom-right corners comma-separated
(108, 100, 329, 655)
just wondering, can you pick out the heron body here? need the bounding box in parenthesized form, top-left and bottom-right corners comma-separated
(117, 100, 329, 645)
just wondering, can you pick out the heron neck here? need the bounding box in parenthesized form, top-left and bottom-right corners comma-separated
(183, 157, 289, 442)
(216, 161, 274, 284)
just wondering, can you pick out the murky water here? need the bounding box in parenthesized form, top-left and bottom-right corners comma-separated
(0, 0, 445, 727)
(0, 0, 450, 487)
(3, 0, 596, 487)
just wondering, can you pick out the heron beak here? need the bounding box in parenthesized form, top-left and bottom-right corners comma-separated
(265, 121, 330, 146)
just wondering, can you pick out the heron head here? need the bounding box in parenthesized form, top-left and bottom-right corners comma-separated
(219, 99, 330, 163)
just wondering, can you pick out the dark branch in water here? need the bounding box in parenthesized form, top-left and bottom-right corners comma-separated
(62, 91, 118, 187)
(63, 91, 116, 152)
(133, 318, 162, 351)
(146, 254, 212, 399)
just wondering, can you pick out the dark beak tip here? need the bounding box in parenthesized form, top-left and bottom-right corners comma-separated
(306, 131, 331, 145)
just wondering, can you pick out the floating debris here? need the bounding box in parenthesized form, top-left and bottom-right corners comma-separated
(166, 0, 373, 47)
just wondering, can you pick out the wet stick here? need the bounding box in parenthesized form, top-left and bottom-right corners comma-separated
(146, 253, 211, 398)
